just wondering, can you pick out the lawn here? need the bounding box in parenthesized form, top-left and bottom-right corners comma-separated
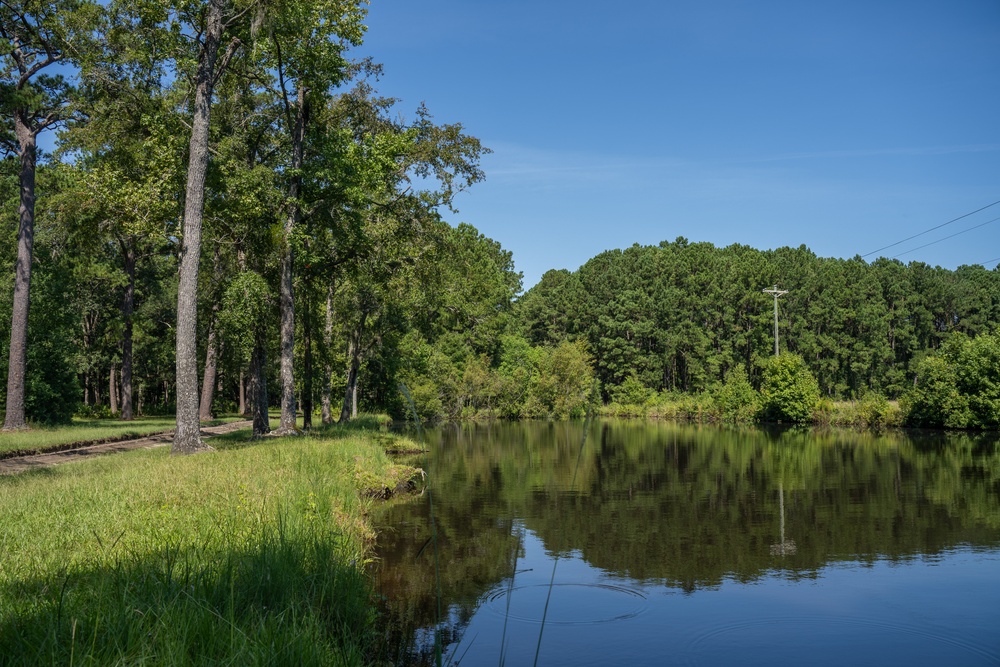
(0, 420, 421, 666)
(0, 416, 245, 456)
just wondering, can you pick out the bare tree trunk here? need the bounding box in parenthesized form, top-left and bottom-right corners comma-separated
(236, 247, 248, 418)
(199, 315, 219, 421)
(339, 314, 366, 423)
(173, 0, 227, 454)
(302, 286, 313, 429)
(249, 340, 269, 437)
(199, 243, 223, 421)
(3, 120, 36, 431)
(109, 362, 119, 415)
(119, 237, 135, 420)
(276, 86, 307, 434)
(238, 371, 247, 416)
(351, 377, 358, 419)
(321, 285, 333, 424)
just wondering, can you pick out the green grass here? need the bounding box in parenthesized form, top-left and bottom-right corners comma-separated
(0, 416, 245, 456)
(0, 422, 423, 665)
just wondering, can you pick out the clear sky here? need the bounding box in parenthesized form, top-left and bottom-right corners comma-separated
(354, 0, 1000, 290)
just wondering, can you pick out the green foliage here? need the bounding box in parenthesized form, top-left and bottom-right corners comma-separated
(903, 329, 1000, 429)
(854, 393, 904, 429)
(516, 240, 1000, 401)
(219, 272, 274, 364)
(610, 374, 655, 406)
(712, 365, 759, 423)
(759, 353, 820, 423)
(524, 340, 597, 419)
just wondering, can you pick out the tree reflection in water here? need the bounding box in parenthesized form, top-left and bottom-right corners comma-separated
(373, 421, 1000, 665)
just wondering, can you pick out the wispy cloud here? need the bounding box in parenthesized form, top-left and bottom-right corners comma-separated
(740, 143, 1000, 163)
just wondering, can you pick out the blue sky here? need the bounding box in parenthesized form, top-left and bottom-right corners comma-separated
(354, 0, 1000, 289)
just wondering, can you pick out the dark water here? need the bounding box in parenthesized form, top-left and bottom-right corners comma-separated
(373, 421, 1000, 666)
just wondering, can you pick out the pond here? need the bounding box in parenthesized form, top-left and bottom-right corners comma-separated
(372, 420, 1000, 666)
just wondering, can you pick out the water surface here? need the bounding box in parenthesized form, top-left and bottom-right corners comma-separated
(373, 421, 1000, 666)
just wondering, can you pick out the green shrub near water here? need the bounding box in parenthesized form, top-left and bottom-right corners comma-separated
(0, 424, 420, 665)
(903, 330, 1000, 429)
(759, 353, 820, 423)
(711, 366, 759, 423)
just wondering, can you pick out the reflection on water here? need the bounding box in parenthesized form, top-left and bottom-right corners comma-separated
(373, 421, 1000, 666)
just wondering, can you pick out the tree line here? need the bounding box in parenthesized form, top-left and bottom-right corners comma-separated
(514, 238, 1000, 428)
(0, 0, 516, 448)
(4, 4, 998, 436)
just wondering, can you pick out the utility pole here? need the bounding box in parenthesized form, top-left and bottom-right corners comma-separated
(762, 285, 788, 356)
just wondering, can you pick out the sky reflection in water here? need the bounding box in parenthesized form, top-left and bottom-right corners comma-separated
(374, 421, 1000, 666)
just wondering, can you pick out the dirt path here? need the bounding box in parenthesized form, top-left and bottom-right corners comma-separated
(0, 420, 253, 476)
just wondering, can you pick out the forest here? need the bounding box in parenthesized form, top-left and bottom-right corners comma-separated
(4, 2, 999, 438)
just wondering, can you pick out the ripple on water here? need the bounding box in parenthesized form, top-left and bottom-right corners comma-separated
(480, 582, 648, 626)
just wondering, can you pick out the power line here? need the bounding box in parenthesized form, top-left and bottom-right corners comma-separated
(861, 198, 1000, 258)
(975, 256, 1000, 267)
(891, 215, 1000, 259)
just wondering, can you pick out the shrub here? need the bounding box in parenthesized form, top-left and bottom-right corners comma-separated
(525, 340, 597, 419)
(712, 366, 759, 423)
(610, 374, 655, 407)
(901, 330, 1000, 429)
(759, 353, 820, 423)
(855, 392, 903, 429)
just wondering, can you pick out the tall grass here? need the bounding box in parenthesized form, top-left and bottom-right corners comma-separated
(0, 424, 422, 665)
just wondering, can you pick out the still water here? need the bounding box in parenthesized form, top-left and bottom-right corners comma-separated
(373, 421, 1000, 666)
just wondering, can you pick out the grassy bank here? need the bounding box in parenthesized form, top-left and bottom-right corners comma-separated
(0, 420, 422, 665)
(0, 416, 244, 457)
(599, 395, 905, 429)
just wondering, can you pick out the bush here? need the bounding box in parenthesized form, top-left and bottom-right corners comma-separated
(903, 330, 1000, 429)
(855, 392, 903, 429)
(610, 374, 655, 407)
(75, 403, 118, 420)
(712, 366, 759, 423)
(759, 353, 820, 423)
(525, 340, 597, 419)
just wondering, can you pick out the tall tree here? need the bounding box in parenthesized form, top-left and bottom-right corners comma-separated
(168, 0, 242, 454)
(260, 0, 366, 433)
(1, 0, 92, 429)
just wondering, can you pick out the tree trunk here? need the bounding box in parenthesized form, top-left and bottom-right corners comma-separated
(277, 86, 307, 434)
(302, 286, 313, 429)
(238, 371, 247, 416)
(339, 313, 366, 423)
(173, 0, 227, 454)
(120, 237, 135, 420)
(351, 376, 358, 419)
(109, 362, 119, 415)
(199, 313, 219, 421)
(199, 243, 222, 421)
(3, 118, 36, 431)
(249, 339, 270, 437)
(321, 285, 333, 424)
(236, 247, 248, 418)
